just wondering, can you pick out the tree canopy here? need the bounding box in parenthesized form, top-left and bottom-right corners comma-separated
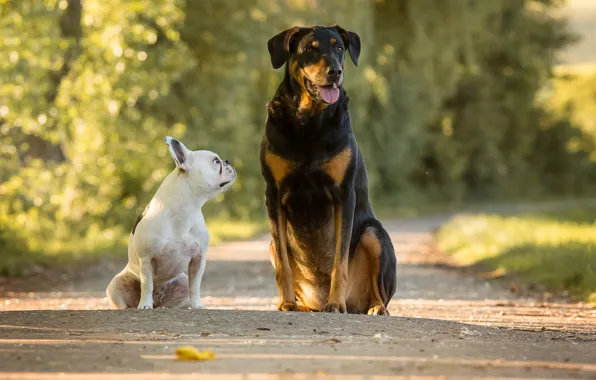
(1, 0, 593, 274)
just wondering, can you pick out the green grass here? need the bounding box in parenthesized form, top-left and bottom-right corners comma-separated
(437, 208, 596, 303)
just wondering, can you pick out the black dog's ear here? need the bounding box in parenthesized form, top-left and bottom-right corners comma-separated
(334, 25, 361, 67)
(267, 26, 303, 69)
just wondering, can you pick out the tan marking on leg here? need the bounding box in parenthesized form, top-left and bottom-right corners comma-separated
(274, 209, 299, 312)
(345, 244, 371, 314)
(345, 228, 389, 315)
(360, 228, 388, 315)
(324, 204, 348, 313)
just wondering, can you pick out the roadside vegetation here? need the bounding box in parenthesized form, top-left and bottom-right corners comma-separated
(2, 0, 596, 276)
(437, 207, 596, 303)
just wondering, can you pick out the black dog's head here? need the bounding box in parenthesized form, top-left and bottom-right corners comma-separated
(268, 25, 361, 106)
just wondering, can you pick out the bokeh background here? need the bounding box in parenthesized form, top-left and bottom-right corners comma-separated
(1, 0, 595, 276)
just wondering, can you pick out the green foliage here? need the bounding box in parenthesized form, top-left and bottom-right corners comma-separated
(437, 208, 596, 302)
(364, 0, 586, 203)
(528, 68, 596, 194)
(0, 0, 594, 273)
(0, 214, 33, 276)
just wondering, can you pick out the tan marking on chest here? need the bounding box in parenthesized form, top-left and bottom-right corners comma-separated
(322, 147, 352, 184)
(265, 151, 292, 185)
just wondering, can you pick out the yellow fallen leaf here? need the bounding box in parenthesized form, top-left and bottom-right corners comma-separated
(175, 346, 216, 361)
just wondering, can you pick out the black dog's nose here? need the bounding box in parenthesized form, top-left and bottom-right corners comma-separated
(327, 66, 342, 78)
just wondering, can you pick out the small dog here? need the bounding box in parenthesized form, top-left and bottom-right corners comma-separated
(260, 25, 397, 314)
(106, 136, 236, 309)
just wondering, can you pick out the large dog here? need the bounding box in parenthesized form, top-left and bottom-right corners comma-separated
(106, 136, 236, 309)
(260, 25, 397, 315)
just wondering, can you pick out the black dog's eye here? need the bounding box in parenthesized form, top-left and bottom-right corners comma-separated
(306, 48, 313, 53)
(213, 157, 221, 165)
(337, 46, 344, 52)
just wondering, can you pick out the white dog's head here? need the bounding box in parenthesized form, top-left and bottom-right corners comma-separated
(164, 136, 236, 197)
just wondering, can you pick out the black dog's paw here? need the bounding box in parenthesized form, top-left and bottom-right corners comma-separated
(367, 305, 390, 316)
(277, 301, 300, 312)
(323, 303, 347, 314)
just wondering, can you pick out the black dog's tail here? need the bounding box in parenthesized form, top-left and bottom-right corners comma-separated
(376, 225, 397, 306)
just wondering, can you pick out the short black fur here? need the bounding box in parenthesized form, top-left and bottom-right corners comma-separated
(260, 25, 397, 314)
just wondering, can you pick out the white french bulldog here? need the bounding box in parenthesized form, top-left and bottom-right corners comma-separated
(106, 136, 236, 309)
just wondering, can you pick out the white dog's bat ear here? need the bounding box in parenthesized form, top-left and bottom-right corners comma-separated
(164, 136, 189, 172)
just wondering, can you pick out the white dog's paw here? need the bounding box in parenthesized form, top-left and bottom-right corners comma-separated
(138, 303, 153, 310)
(190, 303, 206, 310)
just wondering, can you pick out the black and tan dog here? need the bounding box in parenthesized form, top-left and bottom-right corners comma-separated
(260, 25, 397, 315)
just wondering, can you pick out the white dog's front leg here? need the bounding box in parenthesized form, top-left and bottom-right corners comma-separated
(189, 253, 207, 309)
(137, 258, 154, 309)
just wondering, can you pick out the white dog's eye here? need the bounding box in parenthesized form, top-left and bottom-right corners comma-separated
(213, 157, 221, 165)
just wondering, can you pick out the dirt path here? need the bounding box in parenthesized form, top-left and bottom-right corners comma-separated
(1, 213, 595, 379)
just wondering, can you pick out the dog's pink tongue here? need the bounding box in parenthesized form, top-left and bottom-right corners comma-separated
(319, 86, 340, 104)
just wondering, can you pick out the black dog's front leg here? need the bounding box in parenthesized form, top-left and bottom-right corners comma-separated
(265, 186, 298, 311)
(323, 188, 355, 313)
